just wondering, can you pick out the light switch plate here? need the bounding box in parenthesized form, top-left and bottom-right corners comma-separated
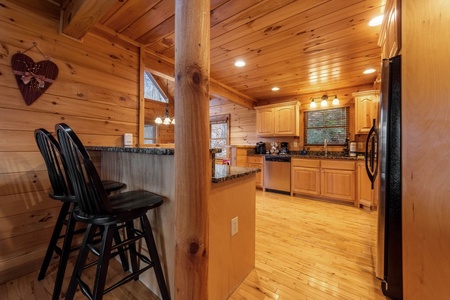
(124, 133, 133, 147)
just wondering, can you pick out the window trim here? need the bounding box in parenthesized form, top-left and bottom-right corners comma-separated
(210, 114, 230, 158)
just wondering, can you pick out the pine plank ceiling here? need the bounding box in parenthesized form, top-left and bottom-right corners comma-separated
(9, 0, 386, 103)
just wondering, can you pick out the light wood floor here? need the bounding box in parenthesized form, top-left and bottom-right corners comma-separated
(229, 190, 385, 300)
(0, 190, 384, 299)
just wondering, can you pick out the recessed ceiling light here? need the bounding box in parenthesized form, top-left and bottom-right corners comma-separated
(271, 87, 280, 91)
(368, 15, 384, 27)
(234, 60, 246, 67)
(363, 68, 376, 74)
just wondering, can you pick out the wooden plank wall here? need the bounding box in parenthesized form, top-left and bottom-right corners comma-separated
(402, 1, 450, 298)
(210, 84, 373, 153)
(0, 1, 140, 283)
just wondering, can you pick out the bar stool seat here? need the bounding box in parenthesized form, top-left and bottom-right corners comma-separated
(56, 123, 170, 300)
(34, 128, 127, 300)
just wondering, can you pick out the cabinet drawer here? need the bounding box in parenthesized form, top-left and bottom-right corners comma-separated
(321, 160, 355, 170)
(247, 156, 264, 164)
(291, 159, 320, 168)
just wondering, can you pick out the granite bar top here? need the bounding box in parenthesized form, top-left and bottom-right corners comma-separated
(88, 146, 259, 183)
(87, 146, 223, 156)
(212, 165, 261, 183)
(87, 146, 174, 155)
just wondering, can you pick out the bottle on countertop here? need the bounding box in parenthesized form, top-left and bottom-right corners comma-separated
(301, 147, 307, 155)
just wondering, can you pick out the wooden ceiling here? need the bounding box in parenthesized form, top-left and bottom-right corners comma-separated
(10, 0, 386, 104)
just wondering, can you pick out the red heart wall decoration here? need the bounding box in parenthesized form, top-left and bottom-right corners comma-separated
(11, 53, 59, 106)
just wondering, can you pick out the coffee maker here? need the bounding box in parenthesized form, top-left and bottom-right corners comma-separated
(280, 142, 289, 154)
(255, 141, 266, 154)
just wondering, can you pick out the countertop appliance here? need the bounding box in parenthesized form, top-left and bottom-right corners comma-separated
(264, 156, 291, 194)
(279, 142, 289, 154)
(255, 141, 266, 154)
(366, 55, 402, 299)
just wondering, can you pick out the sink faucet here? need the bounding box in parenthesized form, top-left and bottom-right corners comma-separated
(324, 139, 327, 157)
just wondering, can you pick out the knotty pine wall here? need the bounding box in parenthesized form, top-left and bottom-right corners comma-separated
(0, 1, 141, 283)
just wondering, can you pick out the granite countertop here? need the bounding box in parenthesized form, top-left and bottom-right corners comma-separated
(87, 146, 223, 156)
(88, 146, 260, 183)
(212, 165, 261, 183)
(249, 151, 365, 160)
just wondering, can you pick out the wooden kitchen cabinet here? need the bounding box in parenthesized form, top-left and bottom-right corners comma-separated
(247, 156, 264, 188)
(255, 101, 300, 137)
(321, 160, 356, 204)
(353, 90, 379, 134)
(291, 159, 356, 206)
(357, 160, 379, 209)
(379, 0, 401, 59)
(255, 107, 274, 136)
(291, 159, 321, 196)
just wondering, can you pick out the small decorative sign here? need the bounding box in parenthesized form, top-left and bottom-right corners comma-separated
(11, 43, 58, 106)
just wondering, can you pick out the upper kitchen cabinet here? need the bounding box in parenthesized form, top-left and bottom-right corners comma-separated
(255, 101, 300, 137)
(379, 0, 401, 59)
(353, 91, 379, 134)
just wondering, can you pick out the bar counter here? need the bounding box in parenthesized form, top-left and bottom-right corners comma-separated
(88, 146, 258, 299)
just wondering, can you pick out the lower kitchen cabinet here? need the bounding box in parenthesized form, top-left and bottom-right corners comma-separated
(321, 160, 356, 204)
(247, 156, 264, 188)
(291, 158, 356, 206)
(357, 160, 378, 209)
(291, 159, 320, 196)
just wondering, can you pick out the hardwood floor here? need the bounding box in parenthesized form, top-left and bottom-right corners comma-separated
(229, 190, 385, 300)
(0, 190, 384, 299)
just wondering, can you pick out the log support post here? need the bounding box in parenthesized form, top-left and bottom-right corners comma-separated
(174, 0, 210, 298)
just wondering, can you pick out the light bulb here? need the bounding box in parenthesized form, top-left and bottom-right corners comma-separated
(155, 117, 163, 124)
(310, 100, 317, 108)
(332, 96, 340, 105)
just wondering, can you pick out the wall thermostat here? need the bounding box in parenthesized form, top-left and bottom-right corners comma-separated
(124, 133, 133, 147)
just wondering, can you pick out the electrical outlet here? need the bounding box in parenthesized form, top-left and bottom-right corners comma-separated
(231, 217, 238, 236)
(294, 142, 298, 147)
(357, 142, 363, 148)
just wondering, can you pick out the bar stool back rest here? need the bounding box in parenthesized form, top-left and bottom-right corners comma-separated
(55, 124, 112, 216)
(34, 128, 72, 201)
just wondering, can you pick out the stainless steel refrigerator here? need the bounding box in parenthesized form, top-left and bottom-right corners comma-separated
(366, 55, 403, 299)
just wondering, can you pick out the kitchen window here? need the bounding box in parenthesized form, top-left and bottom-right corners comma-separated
(304, 107, 349, 145)
(210, 114, 230, 158)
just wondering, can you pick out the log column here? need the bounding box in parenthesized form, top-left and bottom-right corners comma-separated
(174, 0, 210, 299)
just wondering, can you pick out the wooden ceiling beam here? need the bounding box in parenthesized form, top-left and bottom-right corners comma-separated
(61, 0, 118, 40)
(144, 51, 256, 109)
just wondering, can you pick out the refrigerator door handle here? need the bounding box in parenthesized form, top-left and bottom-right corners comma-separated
(365, 119, 379, 189)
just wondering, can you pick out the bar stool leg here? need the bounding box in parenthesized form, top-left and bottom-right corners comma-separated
(92, 225, 114, 300)
(38, 202, 71, 280)
(126, 221, 139, 277)
(140, 215, 171, 300)
(113, 229, 129, 272)
(65, 223, 98, 300)
(51, 206, 76, 300)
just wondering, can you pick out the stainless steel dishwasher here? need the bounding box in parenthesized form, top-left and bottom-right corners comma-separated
(264, 156, 291, 193)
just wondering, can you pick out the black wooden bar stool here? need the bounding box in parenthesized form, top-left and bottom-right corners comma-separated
(55, 123, 170, 300)
(34, 128, 127, 300)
